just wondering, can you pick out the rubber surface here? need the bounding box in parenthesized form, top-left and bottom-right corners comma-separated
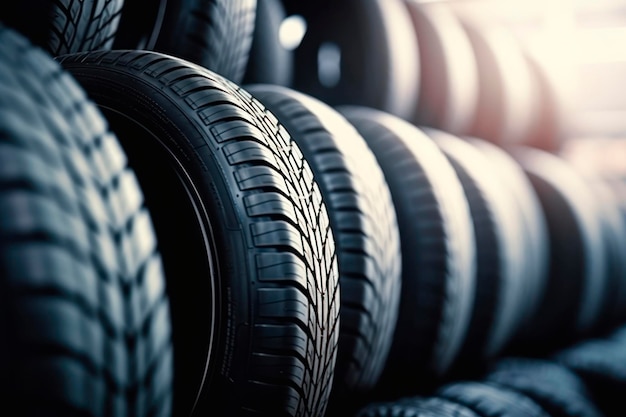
(523, 51, 566, 152)
(406, 1, 478, 135)
(486, 358, 603, 417)
(0, 0, 123, 55)
(150, 0, 256, 83)
(242, 0, 293, 86)
(556, 329, 626, 417)
(426, 129, 525, 363)
(511, 147, 607, 350)
(60, 49, 340, 417)
(587, 178, 626, 329)
(437, 381, 550, 417)
(339, 106, 475, 395)
(468, 138, 549, 344)
(248, 86, 402, 412)
(283, 0, 419, 120)
(0, 26, 172, 416)
(458, 16, 538, 146)
(355, 396, 481, 417)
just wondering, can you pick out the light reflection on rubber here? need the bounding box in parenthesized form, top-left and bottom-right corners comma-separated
(318, 42, 342, 88)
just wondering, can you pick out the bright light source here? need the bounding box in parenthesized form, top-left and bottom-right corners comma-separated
(279, 15, 307, 50)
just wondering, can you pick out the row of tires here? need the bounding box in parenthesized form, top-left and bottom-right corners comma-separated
(359, 321, 626, 417)
(1, 1, 624, 417)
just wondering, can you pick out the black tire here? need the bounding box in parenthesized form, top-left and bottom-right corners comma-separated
(247, 85, 402, 412)
(242, 0, 293, 86)
(338, 106, 476, 395)
(510, 147, 607, 350)
(425, 129, 526, 365)
(0, 0, 124, 55)
(486, 358, 603, 417)
(405, 1, 478, 135)
(468, 138, 549, 346)
(59, 49, 340, 417)
(437, 381, 550, 417)
(154, 0, 256, 83)
(111, 0, 168, 51)
(283, 0, 420, 120)
(355, 396, 481, 417)
(587, 179, 626, 329)
(555, 332, 626, 417)
(457, 16, 538, 146)
(0, 27, 172, 416)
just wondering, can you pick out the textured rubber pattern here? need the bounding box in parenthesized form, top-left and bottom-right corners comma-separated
(406, 1, 478, 135)
(468, 138, 549, 344)
(339, 106, 475, 395)
(486, 358, 603, 417)
(283, 0, 420, 120)
(426, 130, 525, 363)
(153, 0, 256, 83)
(458, 16, 538, 146)
(437, 381, 550, 417)
(355, 396, 481, 417)
(59, 50, 339, 417)
(248, 86, 402, 411)
(0, 0, 123, 55)
(511, 147, 607, 350)
(0, 26, 172, 417)
(242, 0, 293, 86)
(555, 329, 626, 417)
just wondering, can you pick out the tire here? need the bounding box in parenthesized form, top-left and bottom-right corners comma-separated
(587, 179, 626, 329)
(0, 0, 124, 55)
(355, 396, 481, 417)
(425, 129, 526, 365)
(437, 381, 550, 417)
(242, 0, 293, 86)
(154, 0, 256, 83)
(486, 358, 603, 417)
(523, 51, 566, 152)
(468, 138, 549, 347)
(111, 0, 168, 51)
(510, 147, 607, 350)
(283, 0, 420, 120)
(339, 106, 476, 395)
(0, 26, 172, 416)
(247, 85, 402, 412)
(405, 1, 478, 135)
(59, 49, 340, 417)
(555, 332, 626, 417)
(457, 15, 538, 146)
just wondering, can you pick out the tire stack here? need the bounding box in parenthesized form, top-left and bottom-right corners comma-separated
(0, 1, 625, 417)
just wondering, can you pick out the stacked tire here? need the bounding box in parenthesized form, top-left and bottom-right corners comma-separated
(1, 0, 626, 417)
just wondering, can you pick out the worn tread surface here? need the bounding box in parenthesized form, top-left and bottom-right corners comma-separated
(0, 0, 123, 55)
(0, 26, 172, 417)
(339, 106, 475, 396)
(248, 85, 402, 411)
(59, 49, 339, 417)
